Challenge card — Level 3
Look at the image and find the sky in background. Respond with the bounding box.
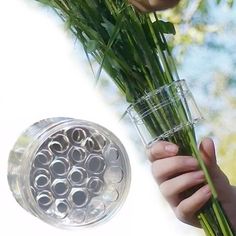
[177,2,236,144]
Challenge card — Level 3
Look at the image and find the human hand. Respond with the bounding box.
[147,138,236,230]
[128,0,180,12]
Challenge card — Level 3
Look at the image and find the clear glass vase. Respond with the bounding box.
[127,80,234,236]
[8,117,131,228]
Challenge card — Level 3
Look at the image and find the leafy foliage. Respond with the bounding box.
[36,0,178,103]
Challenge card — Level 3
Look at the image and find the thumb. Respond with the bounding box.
[199,138,217,169]
[199,138,232,203]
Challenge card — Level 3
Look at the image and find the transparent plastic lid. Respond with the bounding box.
[8,117,131,228]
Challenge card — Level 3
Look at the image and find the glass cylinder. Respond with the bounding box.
[8,117,131,228]
[127,79,203,147]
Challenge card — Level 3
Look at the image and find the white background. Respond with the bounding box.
[0,1,202,235]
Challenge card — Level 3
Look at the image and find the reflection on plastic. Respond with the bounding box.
[8,117,131,228]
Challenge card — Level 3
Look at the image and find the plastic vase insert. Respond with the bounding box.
[8,117,131,228]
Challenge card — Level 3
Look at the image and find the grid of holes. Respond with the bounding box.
[30,126,125,225]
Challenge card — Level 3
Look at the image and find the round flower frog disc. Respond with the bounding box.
[8,117,131,228]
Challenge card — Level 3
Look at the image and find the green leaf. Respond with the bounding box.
[227,0,234,7]
[124,82,135,103]
[157,20,176,35]
[95,11,124,84]
[101,17,115,37]
[36,0,50,4]
[86,40,98,53]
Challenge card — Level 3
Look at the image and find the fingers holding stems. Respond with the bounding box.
[174,184,212,227]
[151,155,199,183]
[147,140,213,226]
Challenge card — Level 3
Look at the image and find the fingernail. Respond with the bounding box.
[195,170,205,179]
[165,144,178,153]
[202,185,211,196]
